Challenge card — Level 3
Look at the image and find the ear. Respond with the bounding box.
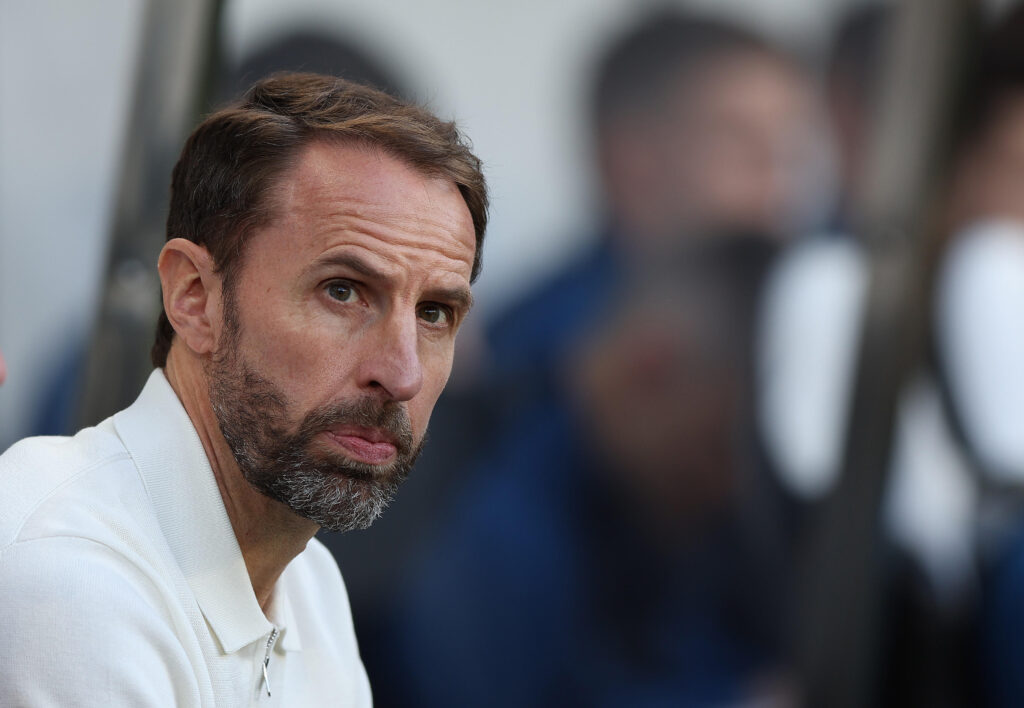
[157,238,223,356]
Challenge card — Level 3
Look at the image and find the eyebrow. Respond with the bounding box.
[310,252,474,313]
[426,285,474,314]
[315,252,380,279]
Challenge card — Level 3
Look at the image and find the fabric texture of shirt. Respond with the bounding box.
[0,370,372,706]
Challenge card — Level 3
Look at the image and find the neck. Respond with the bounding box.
[163,344,319,612]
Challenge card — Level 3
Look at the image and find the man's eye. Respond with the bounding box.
[418,303,452,325]
[327,281,357,302]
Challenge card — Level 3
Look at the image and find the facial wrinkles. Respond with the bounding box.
[273,143,476,291]
[304,204,473,275]
[308,244,473,318]
[307,189,470,236]
[294,211,476,338]
[240,195,473,320]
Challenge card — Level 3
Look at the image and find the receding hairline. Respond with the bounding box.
[214,136,477,284]
[216,133,478,276]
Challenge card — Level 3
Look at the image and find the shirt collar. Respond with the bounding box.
[265,581,302,651]
[113,370,301,654]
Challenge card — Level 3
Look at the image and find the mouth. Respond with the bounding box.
[323,426,399,465]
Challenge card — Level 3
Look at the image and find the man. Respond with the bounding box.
[590,9,815,253]
[484,9,815,415]
[0,72,487,705]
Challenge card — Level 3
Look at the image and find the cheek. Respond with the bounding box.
[235,302,351,404]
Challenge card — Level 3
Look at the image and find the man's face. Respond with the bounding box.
[658,52,815,241]
[206,140,476,531]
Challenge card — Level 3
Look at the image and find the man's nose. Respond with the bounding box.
[359,314,423,402]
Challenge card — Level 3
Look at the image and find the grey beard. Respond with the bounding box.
[208,357,421,533]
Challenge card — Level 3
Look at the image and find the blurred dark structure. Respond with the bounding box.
[824,2,890,233]
[792,0,980,705]
[74,0,225,431]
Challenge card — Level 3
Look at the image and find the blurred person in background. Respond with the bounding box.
[388,238,787,707]
[216,29,407,105]
[371,8,819,706]
[591,10,816,254]
[485,6,817,424]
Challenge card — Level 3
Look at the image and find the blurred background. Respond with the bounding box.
[7,0,1024,705]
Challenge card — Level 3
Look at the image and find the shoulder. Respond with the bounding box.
[0,534,180,629]
[0,422,138,548]
[0,535,201,705]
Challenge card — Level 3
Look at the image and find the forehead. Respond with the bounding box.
[254,139,476,277]
[675,51,807,110]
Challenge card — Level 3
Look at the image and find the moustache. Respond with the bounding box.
[295,398,415,456]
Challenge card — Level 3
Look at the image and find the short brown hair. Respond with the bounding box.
[152,71,488,367]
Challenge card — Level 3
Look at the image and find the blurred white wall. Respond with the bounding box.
[0,0,855,448]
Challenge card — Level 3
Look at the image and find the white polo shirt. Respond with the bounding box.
[0,370,373,706]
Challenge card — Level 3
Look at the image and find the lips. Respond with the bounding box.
[324,426,398,464]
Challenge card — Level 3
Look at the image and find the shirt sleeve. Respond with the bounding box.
[0,535,203,707]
